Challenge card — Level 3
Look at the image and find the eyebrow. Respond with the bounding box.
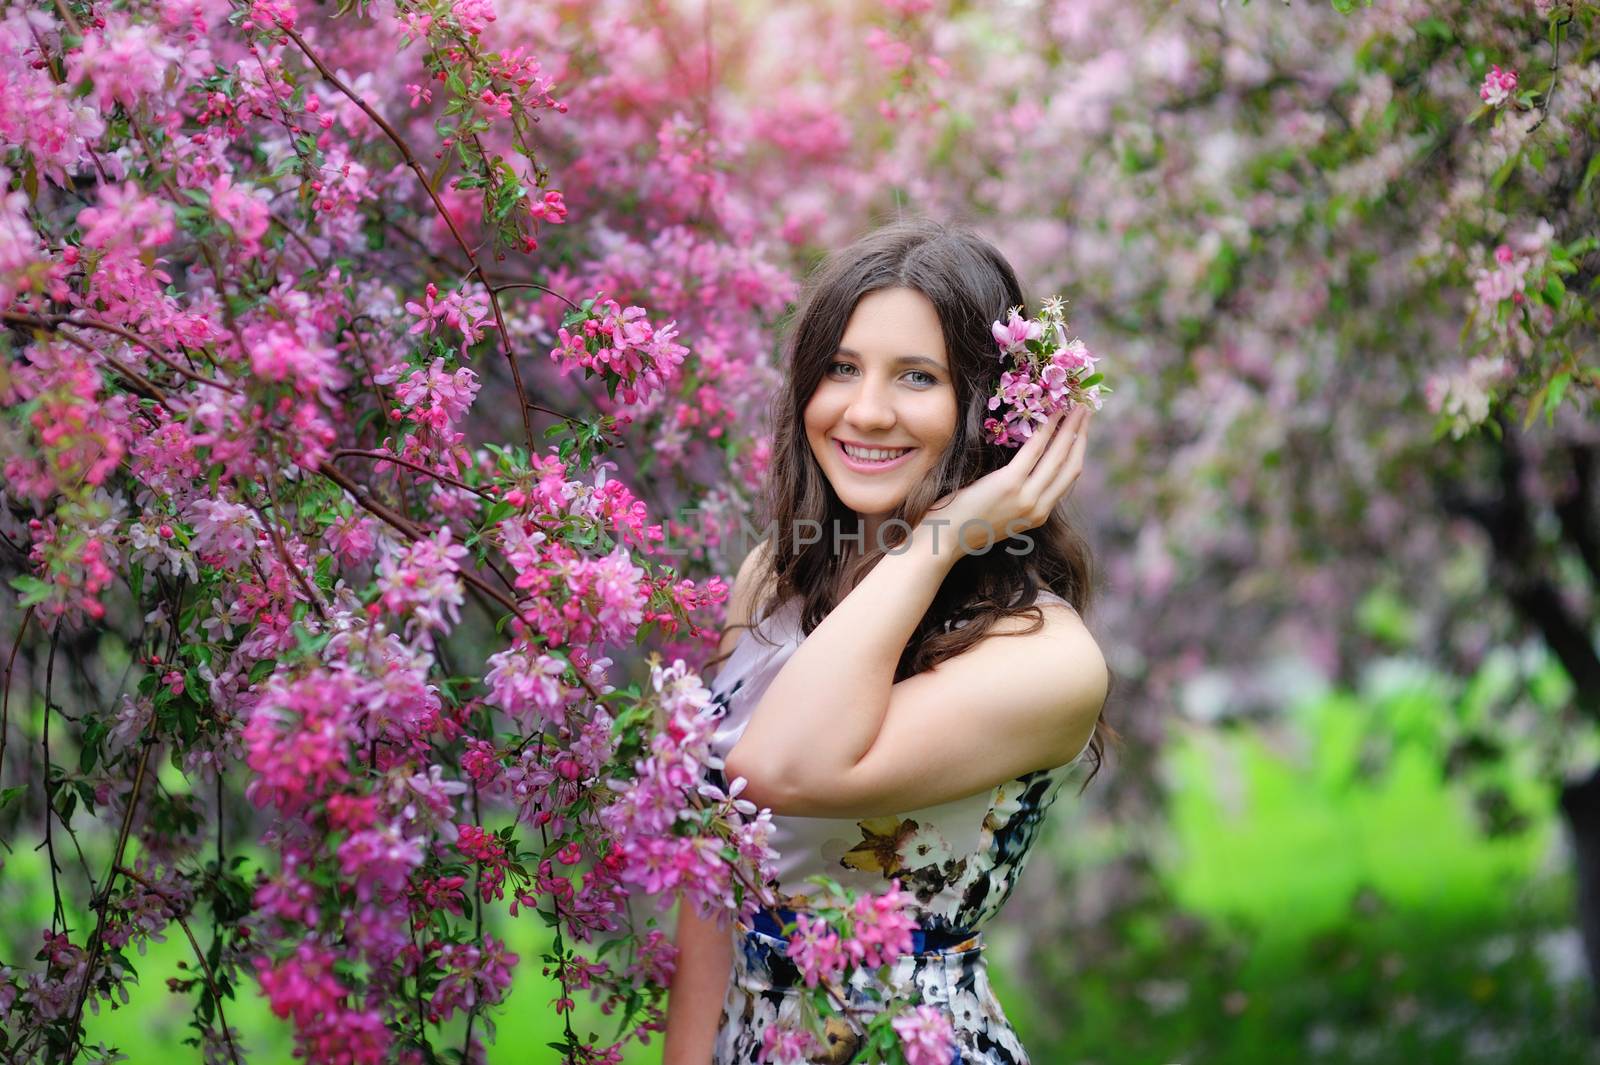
[835,346,946,372]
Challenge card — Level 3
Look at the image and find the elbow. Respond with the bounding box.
[721,747,797,813]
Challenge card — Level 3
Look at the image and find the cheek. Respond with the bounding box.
[802,390,839,433]
[917,396,958,447]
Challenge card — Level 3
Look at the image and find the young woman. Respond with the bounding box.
[663,218,1116,1064]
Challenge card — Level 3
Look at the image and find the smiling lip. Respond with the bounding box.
[834,439,918,473]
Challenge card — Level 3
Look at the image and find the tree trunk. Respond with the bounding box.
[1436,416,1600,1031]
[1559,767,1600,1034]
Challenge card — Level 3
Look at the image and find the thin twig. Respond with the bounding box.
[282,26,539,454]
[113,864,244,1065]
[42,624,66,933]
[332,449,494,499]
[1527,14,1572,135]
[0,605,35,802]
[2,311,238,395]
[63,740,154,1062]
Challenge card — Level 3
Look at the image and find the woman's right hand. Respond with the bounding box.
[925,403,1092,557]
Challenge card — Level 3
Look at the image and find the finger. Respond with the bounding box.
[1025,405,1087,484]
[1013,408,1064,474]
[1037,416,1090,511]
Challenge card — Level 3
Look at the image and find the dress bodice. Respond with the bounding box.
[704,591,1091,935]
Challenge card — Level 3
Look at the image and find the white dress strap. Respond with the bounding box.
[1034,589,1078,613]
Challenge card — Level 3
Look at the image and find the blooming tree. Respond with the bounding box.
[8,0,1598,1060]
[0,0,964,1061]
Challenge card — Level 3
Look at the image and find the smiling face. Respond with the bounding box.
[803,286,958,545]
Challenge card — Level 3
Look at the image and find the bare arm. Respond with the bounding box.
[662,540,770,1060]
[661,904,735,1064]
[724,409,1106,818]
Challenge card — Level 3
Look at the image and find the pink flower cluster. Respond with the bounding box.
[783,878,918,987]
[382,355,482,432]
[759,1024,821,1064]
[984,297,1110,447]
[599,657,778,923]
[375,526,469,638]
[428,936,519,1023]
[256,941,390,1065]
[243,671,365,816]
[1479,64,1518,108]
[1473,242,1533,309]
[768,879,953,1064]
[455,823,512,902]
[405,282,495,354]
[551,296,690,411]
[891,1004,957,1065]
[785,912,847,988]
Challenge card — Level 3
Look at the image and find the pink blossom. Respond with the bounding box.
[991,307,1043,356]
[456,824,511,902]
[891,1004,956,1065]
[404,283,495,353]
[1472,246,1532,308]
[375,526,468,637]
[484,643,573,726]
[255,941,347,1028]
[76,182,174,251]
[297,1008,390,1064]
[72,13,181,111]
[785,912,848,988]
[1479,64,1518,107]
[758,1024,821,1064]
[243,671,367,816]
[530,189,568,223]
[477,88,514,120]
[336,824,424,904]
[184,498,262,569]
[842,881,918,969]
[209,174,272,254]
[429,937,518,1021]
[450,0,496,35]
[461,738,503,787]
[244,0,296,30]
[550,297,689,408]
[380,356,481,430]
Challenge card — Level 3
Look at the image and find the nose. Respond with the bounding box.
[843,376,896,433]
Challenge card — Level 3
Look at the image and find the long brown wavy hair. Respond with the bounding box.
[719,216,1118,789]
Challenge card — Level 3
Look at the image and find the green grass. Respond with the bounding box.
[3,844,659,1064]
[1017,660,1595,1064]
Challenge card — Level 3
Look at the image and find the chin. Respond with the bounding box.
[834,484,913,515]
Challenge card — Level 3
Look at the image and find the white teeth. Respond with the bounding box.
[841,443,912,462]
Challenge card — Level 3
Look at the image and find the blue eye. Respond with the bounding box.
[828,362,938,386]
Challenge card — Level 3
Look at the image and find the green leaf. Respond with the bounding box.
[1414,17,1452,40]
[1489,150,1521,193]
[1544,371,1572,426]
[80,718,108,773]
[9,575,52,607]
[1579,153,1600,198]
[0,785,26,811]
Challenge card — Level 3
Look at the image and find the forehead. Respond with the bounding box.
[838,287,947,365]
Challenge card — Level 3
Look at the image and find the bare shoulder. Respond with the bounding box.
[968,597,1108,762]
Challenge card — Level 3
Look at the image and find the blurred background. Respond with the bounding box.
[5,0,1599,1062]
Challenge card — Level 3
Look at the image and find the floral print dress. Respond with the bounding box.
[704,592,1091,1064]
